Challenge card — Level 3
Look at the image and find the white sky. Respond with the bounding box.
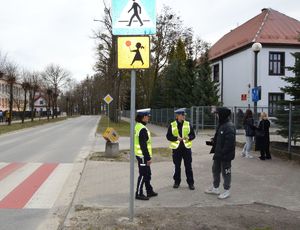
[0,0,299,82]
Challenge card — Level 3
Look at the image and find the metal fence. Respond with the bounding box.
[122,104,300,157]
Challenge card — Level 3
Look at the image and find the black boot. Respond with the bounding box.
[135,193,149,200]
[147,191,158,198]
[173,183,180,188]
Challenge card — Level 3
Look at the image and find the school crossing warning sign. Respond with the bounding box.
[117,36,150,69]
[112,0,156,35]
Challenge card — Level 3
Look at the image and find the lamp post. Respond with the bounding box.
[251,42,262,119]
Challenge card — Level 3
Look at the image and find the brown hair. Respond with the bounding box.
[243,109,253,123]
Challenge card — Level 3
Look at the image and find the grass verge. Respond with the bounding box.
[0,117,68,135]
[97,116,156,137]
[89,147,172,162]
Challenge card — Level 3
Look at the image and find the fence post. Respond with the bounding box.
[234,106,237,128]
[196,107,199,135]
[201,107,204,130]
[288,102,292,160]
[190,106,194,129]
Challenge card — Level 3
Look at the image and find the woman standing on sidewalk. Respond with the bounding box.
[255,112,271,160]
[241,109,255,158]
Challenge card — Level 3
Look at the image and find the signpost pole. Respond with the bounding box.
[129,69,136,220]
[108,104,110,128]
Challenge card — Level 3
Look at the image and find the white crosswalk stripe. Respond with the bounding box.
[25,163,73,209]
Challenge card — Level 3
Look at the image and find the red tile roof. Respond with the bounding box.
[209,8,300,61]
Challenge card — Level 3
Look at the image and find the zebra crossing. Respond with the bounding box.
[0,162,73,209]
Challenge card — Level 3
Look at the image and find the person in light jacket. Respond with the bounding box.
[241,109,255,158]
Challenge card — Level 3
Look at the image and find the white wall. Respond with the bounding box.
[212,46,298,107]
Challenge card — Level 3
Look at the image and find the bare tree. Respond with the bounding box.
[28,72,41,121]
[42,64,71,118]
[4,62,18,125]
[20,71,32,123]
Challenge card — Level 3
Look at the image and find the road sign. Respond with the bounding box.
[104,94,113,104]
[241,94,247,101]
[117,36,150,69]
[112,0,156,35]
[252,86,261,102]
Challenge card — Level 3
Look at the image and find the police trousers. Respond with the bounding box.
[172,148,194,186]
[136,156,153,195]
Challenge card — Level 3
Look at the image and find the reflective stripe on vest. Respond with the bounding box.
[134,122,152,157]
[169,120,192,149]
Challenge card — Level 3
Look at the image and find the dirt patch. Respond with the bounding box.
[64,203,300,230]
[89,148,172,162]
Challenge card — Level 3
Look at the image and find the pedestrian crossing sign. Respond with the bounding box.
[112,0,156,35]
[117,36,150,69]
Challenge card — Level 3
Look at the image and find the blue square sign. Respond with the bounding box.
[252,86,261,102]
[112,0,156,35]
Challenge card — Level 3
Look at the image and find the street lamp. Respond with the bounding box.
[251,42,262,118]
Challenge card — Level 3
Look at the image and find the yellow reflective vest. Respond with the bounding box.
[169,120,192,149]
[134,122,152,157]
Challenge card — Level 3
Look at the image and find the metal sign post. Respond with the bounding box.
[129,70,136,220]
[112,0,156,221]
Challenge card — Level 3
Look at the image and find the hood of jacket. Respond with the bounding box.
[216,107,231,124]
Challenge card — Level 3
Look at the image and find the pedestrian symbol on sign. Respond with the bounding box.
[112,0,156,35]
[127,0,143,26]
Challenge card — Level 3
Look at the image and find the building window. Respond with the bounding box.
[268,93,284,115]
[213,64,220,82]
[269,52,285,75]
[40,100,44,105]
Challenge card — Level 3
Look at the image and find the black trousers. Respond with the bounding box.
[136,156,153,195]
[212,160,231,190]
[260,142,271,159]
[172,148,194,185]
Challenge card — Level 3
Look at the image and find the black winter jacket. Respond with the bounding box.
[244,118,255,136]
[212,120,236,161]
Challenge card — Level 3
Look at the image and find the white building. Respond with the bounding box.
[209,8,300,115]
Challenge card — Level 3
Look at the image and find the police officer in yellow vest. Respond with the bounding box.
[135,108,158,200]
[166,108,196,190]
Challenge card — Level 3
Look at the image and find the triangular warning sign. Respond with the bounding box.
[115,0,154,29]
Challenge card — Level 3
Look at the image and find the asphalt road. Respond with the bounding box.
[0,116,99,230]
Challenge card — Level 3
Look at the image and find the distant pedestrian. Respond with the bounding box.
[166,108,196,190]
[5,110,10,123]
[135,108,158,200]
[0,110,3,122]
[255,112,271,160]
[237,109,244,129]
[205,107,236,199]
[241,109,255,158]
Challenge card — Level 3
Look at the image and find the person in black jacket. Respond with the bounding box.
[205,107,236,199]
[135,108,158,200]
[255,112,271,160]
[241,109,255,158]
[166,108,196,190]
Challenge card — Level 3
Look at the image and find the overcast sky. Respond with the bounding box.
[0,0,299,82]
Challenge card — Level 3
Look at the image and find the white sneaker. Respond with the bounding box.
[205,186,220,195]
[245,154,253,159]
[218,190,230,199]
